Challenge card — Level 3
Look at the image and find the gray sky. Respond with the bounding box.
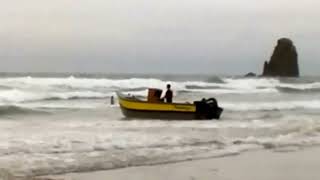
[0,0,319,75]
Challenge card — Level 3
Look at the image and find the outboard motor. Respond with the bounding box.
[194,98,223,119]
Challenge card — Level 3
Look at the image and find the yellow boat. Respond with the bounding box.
[117,89,223,120]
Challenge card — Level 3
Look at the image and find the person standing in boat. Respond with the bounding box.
[162,84,173,103]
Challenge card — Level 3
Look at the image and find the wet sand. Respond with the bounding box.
[41,147,320,180]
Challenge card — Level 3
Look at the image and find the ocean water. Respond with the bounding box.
[0,73,320,177]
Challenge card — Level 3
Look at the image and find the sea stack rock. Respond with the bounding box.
[244,72,256,77]
[262,38,299,77]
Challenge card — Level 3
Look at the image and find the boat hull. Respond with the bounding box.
[120,106,198,120]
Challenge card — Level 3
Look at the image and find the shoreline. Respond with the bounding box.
[38,146,320,180]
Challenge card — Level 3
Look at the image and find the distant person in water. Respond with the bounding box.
[110,96,114,105]
[162,84,173,103]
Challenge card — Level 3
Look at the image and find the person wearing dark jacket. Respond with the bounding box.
[162,84,173,103]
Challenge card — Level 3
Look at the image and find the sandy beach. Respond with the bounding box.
[40,147,320,180]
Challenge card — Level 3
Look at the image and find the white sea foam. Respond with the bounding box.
[0,76,319,113]
[1,76,320,177]
[0,76,319,98]
[0,76,318,92]
[0,76,170,90]
[222,100,320,111]
[0,89,112,103]
[0,113,320,176]
[223,78,281,89]
[279,82,320,90]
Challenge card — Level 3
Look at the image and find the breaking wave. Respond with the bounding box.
[185,85,223,90]
[0,89,112,103]
[276,86,320,93]
[1,75,320,177]
[223,100,320,111]
[2,115,320,177]
[206,76,225,83]
[0,105,47,116]
[0,76,319,107]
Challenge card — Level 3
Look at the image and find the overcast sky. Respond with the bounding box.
[0,0,319,75]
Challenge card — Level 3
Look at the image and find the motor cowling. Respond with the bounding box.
[194,98,223,119]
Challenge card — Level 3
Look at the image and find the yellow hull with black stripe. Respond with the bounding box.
[117,92,223,120]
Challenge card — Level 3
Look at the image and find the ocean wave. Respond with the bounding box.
[0,89,112,103]
[19,101,109,109]
[185,85,222,90]
[0,76,320,103]
[0,105,47,116]
[0,85,12,90]
[0,76,172,90]
[233,130,320,150]
[3,143,241,177]
[276,87,320,93]
[223,77,281,89]
[3,119,320,177]
[206,76,225,83]
[221,78,320,94]
[222,100,320,111]
[0,76,279,92]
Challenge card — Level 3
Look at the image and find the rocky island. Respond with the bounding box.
[262,38,299,77]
